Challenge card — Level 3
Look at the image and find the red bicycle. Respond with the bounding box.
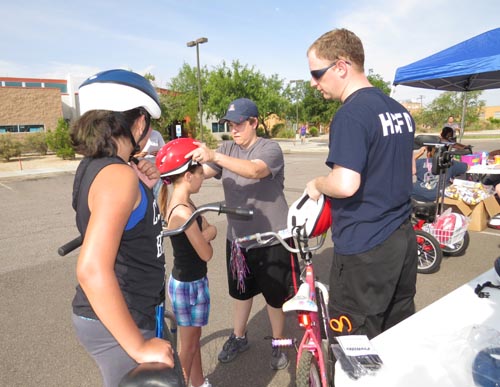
[234,193,334,386]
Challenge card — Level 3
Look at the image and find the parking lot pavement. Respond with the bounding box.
[1,138,499,386]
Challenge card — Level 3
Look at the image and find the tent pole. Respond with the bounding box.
[459,92,467,142]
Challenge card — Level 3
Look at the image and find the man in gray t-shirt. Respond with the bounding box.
[187,98,299,371]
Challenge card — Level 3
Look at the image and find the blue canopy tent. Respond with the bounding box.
[393,27,500,139]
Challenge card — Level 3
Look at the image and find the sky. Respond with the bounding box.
[2,0,500,106]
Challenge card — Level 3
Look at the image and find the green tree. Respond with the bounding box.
[166,63,208,139]
[415,91,484,130]
[46,118,75,159]
[367,69,391,95]
[0,134,23,161]
[203,61,288,137]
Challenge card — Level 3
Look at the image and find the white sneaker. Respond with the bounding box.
[192,378,212,387]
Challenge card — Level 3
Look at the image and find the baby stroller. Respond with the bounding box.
[412,135,471,273]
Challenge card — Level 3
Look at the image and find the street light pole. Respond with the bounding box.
[289,80,303,132]
[187,37,208,142]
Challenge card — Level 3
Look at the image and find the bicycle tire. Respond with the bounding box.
[442,231,470,257]
[415,230,443,274]
[296,350,322,387]
[316,286,335,386]
[315,285,328,341]
[164,312,178,351]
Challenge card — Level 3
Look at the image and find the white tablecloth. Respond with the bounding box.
[467,164,500,175]
[334,268,500,387]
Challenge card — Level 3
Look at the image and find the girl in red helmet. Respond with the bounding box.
[156,138,217,387]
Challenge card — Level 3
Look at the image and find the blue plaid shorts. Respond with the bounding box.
[168,275,210,327]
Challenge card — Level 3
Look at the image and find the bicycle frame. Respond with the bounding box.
[235,227,331,387]
[295,251,330,387]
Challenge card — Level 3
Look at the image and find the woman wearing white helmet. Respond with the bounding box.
[70,69,174,387]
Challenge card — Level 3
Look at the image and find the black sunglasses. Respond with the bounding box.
[310,60,351,80]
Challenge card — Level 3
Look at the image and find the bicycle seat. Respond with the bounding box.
[411,198,436,209]
[283,283,318,313]
[412,199,437,221]
[119,362,184,387]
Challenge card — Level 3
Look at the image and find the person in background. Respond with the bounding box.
[443,115,461,140]
[70,69,174,387]
[440,127,471,152]
[300,123,307,144]
[136,129,166,197]
[136,129,166,161]
[156,138,217,387]
[186,98,300,371]
[412,145,468,202]
[305,28,418,339]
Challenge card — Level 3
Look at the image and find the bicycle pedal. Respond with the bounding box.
[271,338,296,348]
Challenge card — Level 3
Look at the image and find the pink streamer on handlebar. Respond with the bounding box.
[230,240,250,293]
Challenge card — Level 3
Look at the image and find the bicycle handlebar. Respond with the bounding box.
[235,228,326,255]
[57,202,253,256]
[57,235,83,256]
[161,202,253,238]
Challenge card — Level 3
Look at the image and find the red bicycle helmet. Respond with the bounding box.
[288,191,332,237]
[156,138,199,177]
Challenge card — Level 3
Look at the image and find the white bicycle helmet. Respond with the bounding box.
[288,191,332,238]
[78,69,161,119]
[488,214,500,230]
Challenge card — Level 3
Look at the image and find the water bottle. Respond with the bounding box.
[482,151,488,166]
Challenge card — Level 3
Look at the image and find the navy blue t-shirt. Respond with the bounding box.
[326,87,415,254]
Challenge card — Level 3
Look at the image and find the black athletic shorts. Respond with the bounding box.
[225,239,300,308]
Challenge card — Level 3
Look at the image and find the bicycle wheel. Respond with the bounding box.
[315,284,336,386]
[164,309,178,351]
[441,231,470,257]
[296,350,322,387]
[415,230,443,274]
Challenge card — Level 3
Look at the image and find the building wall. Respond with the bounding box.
[0,87,62,131]
[479,105,500,120]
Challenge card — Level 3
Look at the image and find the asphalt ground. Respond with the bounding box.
[1,138,499,387]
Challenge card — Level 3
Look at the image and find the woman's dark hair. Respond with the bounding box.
[70,108,143,157]
[440,127,454,140]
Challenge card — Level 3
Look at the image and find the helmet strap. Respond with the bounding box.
[128,109,152,162]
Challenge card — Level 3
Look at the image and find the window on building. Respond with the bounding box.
[25,82,42,88]
[4,81,23,87]
[494,111,500,119]
[211,122,226,133]
[0,124,44,133]
[45,83,67,93]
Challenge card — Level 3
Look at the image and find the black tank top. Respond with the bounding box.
[168,204,207,282]
[71,157,165,330]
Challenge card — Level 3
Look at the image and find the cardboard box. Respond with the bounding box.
[444,195,500,231]
[460,153,481,167]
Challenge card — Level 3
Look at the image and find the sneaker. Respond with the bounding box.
[270,347,289,370]
[199,378,212,387]
[218,333,250,363]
